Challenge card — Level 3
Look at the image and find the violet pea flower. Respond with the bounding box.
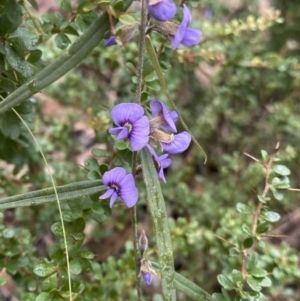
[161,131,191,154]
[147,0,177,22]
[99,167,138,208]
[142,272,153,285]
[109,103,150,151]
[172,4,202,49]
[150,100,178,133]
[146,144,172,183]
[104,36,117,47]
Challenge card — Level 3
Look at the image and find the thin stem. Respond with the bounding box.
[12,108,72,300]
[131,0,148,299]
[134,0,147,104]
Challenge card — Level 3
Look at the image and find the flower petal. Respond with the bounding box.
[159,155,172,169]
[115,128,129,141]
[142,272,153,286]
[99,188,115,200]
[161,131,191,154]
[109,191,119,208]
[102,167,127,186]
[130,116,150,151]
[108,127,123,135]
[181,28,202,47]
[171,4,192,49]
[150,100,177,132]
[158,167,167,183]
[148,0,177,22]
[105,36,117,47]
[111,103,145,126]
[119,174,139,208]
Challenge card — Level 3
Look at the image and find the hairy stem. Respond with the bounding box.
[131,0,148,299]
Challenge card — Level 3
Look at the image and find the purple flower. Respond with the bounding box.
[161,131,191,154]
[109,103,150,151]
[146,144,172,183]
[204,9,212,19]
[172,4,202,49]
[99,167,138,208]
[147,0,177,22]
[150,100,178,133]
[142,272,153,286]
[105,36,117,47]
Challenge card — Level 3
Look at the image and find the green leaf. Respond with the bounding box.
[258,276,272,287]
[99,164,109,175]
[79,250,94,259]
[246,276,261,292]
[3,228,15,238]
[92,148,112,157]
[231,269,243,286]
[4,44,33,77]
[264,211,280,223]
[0,180,105,210]
[113,0,124,10]
[75,15,87,32]
[212,294,227,301]
[257,195,270,203]
[41,274,58,291]
[0,0,22,36]
[0,112,20,139]
[247,252,258,271]
[242,223,252,236]
[51,222,65,237]
[152,262,211,301]
[271,189,283,201]
[22,293,37,301]
[8,28,38,52]
[55,0,72,12]
[55,33,71,49]
[217,274,235,290]
[118,14,137,25]
[114,140,128,150]
[33,263,56,277]
[36,292,53,301]
[27,49,43,64]
[236,202,252,214]
[87,170,101,180]
[243,237,254,248]
[256,221,269,234]
[70,260,82,275]
[141,148,176,300]
[84,158,99,171]
[261,150,268,162]
[0,76,16,93]
[249,268,268,278]
[273,164,290,176]
[77,2,96,13]
[73,217,85,233]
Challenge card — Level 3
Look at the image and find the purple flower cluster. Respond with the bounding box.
[100,101,191,208]
[105,2,201,49]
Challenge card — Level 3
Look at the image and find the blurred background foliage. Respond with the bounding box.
[0,0,300,300]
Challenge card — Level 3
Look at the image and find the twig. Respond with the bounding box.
[241,142,280,278]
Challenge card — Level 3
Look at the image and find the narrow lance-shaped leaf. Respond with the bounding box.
[0,180,105,210]
[151,262,212,301]
[141,148,176,301]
